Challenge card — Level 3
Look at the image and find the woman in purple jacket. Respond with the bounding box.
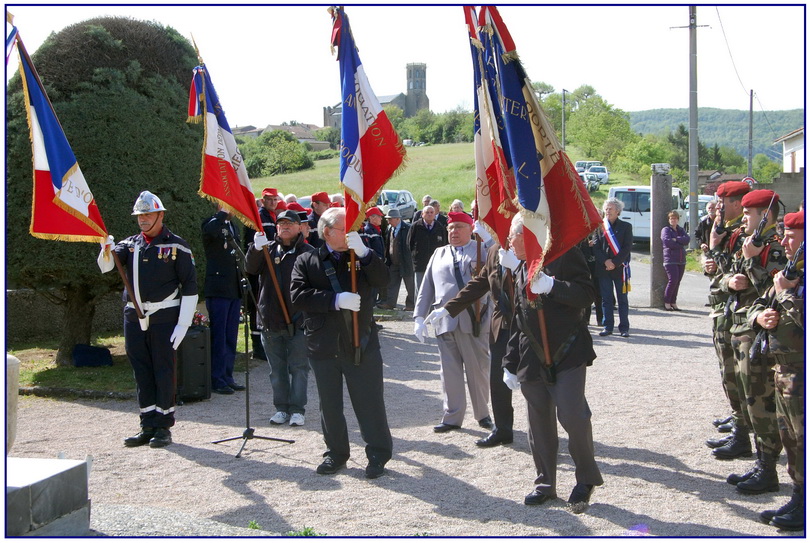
[661,210,690,310]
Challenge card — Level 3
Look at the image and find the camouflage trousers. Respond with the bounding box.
[775,363,804,487]
[712,327,746,428]
[731,331,781,457]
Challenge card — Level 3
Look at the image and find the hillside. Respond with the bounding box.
[629,108,802,161]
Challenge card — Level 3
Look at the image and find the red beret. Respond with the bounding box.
[447,211,474,225]
[741,189,778,209]
[329,201,342,208]
[311,191,330,204]
[275,200,287,211]
[783,211,805,230]
[262,187,278,197]
[716,181,750,198]
[365,206,383,217]
[286,202,306,212]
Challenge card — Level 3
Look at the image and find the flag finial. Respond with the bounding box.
[190,33,204,66]
[7,11,14,25]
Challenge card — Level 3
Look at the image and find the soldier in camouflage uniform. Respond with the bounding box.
[720,190,787,494]
[748,210,804,531]
[703,181,751,459]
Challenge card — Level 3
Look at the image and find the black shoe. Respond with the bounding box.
[713,415,733,427]
[567,483,595,512]
[771,499,805,531]
[433,423,461,433]
[736,453,779,494]
[706,434,734,449]
[475,430,513,448]
[124,427,155,447]
[316,456,346,475]
[716,421,734,433]
[365,462,386,479]
[477,416,493,429]
[524,490,553,506]
[227,383,246,391]
[149,428,172,448]
[598,329,612,337]
[712,429,752,460]
[376,303,395,310]
[619,331,630,338]
[761,488,802,524]
[727,461,760,485]
[212,386,235,395]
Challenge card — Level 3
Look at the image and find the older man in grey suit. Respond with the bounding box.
[414,212,493,433]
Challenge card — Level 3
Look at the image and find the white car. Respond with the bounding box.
[587,165,609,184]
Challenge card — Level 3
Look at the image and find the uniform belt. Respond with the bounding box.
[707,293,727,306]
[774,353,805,366]
[731,312,748,325]
[127,298,180,312]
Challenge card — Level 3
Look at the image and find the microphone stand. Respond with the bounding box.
[212,229,294,457]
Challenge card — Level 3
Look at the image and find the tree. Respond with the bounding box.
[531,81,555,101]
[6,17,208,364]
[239,129,314,177]
[614,134,675,176]
[383,104,405,133]
[566,95,637,161]
[752,154,782,183]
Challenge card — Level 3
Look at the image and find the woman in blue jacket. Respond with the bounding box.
[661,210,690,310]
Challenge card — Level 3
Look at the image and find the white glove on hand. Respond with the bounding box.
[346,231,370,258]
[253,232,270,251]
[97,235,115,273]
[503,368,521,391]
[414,317,428,343]
[530,272,554,295]
[336,292,361,312]
[424,307,449,327]
[170,294,198,350]
[473,221,492,243]
[498,248,520,272]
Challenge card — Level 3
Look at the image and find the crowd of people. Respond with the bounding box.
[98,183,804,527]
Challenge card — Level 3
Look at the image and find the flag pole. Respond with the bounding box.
[536,306,555,384]
[112,252,145,320]
[260,245,294,335]
[350,249,361,365]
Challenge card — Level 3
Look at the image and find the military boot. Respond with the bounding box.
[770,491,804,531]
[124,427,155,447]
[736,452,779,494]
[728,443,762,485]
[706,434,734,449]
[760,485,801,524]
[712,427,753,460]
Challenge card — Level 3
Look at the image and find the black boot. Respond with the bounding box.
[761,485,801,524]
[706,434,734,449]
[124,427,155,447]
[771,491,804,531]
[737,452,779,494]
[712,427,753,459]
[728,443,761,485]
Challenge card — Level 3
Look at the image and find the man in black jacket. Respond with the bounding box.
[503,214,603,510]
[379,209,415,310]
[290,207,392,479]
[592,197,633,337]
[408,204,448,293]
[246,210,316,427]
[201,205,245,395]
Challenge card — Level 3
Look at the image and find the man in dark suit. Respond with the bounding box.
[201,205,245,394]
[379,208,415,310]
[290,207,393,479]
[592,197,633,337]
[408,204,448,293]
[504,214,603,510]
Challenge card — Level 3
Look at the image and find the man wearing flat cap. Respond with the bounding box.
[703,180,752,459]
[414,211,493,433]
[747,210,805,531]
[379,208,415,311]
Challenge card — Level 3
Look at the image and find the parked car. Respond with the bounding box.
[376,189,417,221]
[296,195,312,210]
[586,165,610,184]
[607,185,686,242]
[685,194,716,218]
[579,172,600,192]
[575,160,603,173]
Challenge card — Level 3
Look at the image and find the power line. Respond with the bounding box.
[714,7,749,99]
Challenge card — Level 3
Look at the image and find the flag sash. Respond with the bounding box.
[603,217,631,291]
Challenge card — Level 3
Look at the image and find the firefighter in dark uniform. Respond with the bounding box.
[98,191,198,448]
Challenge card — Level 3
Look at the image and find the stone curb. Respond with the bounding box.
[18,386,135,401]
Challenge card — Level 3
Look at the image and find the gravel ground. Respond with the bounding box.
[9,261,803,538]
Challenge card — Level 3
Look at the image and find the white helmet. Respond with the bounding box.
[131,191,167,215]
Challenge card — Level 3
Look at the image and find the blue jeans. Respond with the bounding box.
[261,329,310,414]
[206,297,242,389]
[598,275,629,333]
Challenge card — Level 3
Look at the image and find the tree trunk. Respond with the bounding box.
[55,284,97,366]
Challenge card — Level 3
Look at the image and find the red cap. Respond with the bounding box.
[275,200,288,211]
[716,181,750,198]
[365,206,383,217]
[741,189,778,209]
[286,202,306,212]
[329,201,342,208]
[311,191,330,204]
[447,211,474,225]
[261,187,278,197]
[783,211,804,230]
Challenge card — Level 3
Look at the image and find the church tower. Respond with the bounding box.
[404,63,429,117]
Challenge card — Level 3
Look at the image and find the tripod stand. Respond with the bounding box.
[212,231,294,457]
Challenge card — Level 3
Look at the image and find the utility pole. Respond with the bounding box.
[748,89,754,177]
[561,89,568,151]
[687,6,699,249]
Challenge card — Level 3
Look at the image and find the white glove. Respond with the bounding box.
[346,231,370,258]
[97,235,115,273]
[336,292,361,312]
[424,307,449,327]
[530,272,554,295]
[170,294,198,350]
[473,221,492,243]
[498,248,520,272]
[414,317,428,343]
[253,232,270,251]
[503,368,521,391]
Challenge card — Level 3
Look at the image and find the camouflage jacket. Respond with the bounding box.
[747,265,805,366]
[707,215,745,326]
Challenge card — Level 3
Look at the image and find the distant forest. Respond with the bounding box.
[629,108,803,162]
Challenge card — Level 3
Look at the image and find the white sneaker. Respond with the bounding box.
[289,413,305,426]
[270,411,289,425]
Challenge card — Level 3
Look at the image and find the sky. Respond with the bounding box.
[5,3,807,130]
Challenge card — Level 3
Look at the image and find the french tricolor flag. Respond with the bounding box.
[330,6,406,233]
[16,33,107,243]
[188,65,263,232]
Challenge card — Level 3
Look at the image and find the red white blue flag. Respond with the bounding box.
[15,32,108,243]
[477,6,601,282]
[330,6,406,233]
[188,64,263,232]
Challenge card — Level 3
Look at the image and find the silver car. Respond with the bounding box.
[376,189,417,221]
[586,165,609,184]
